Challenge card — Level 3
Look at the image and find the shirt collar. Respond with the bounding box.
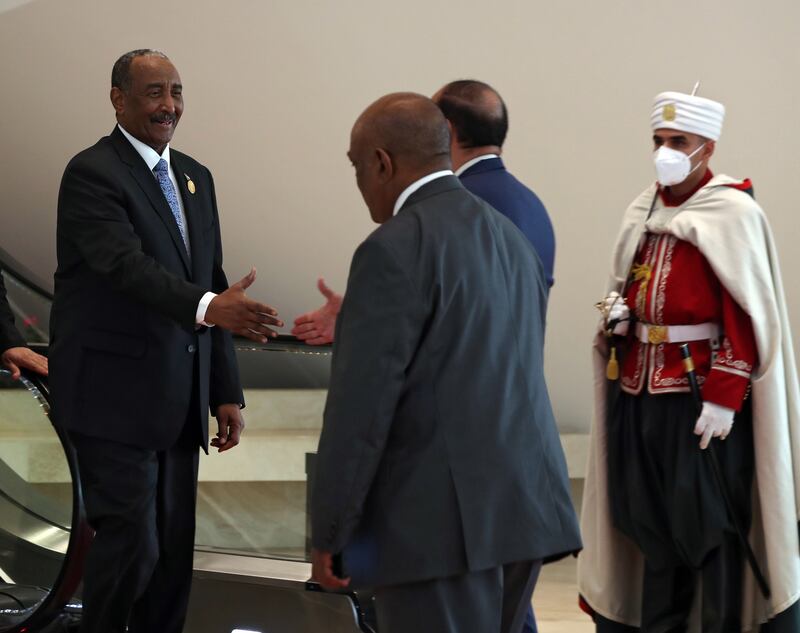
[393,170,454,214]
[117,123,171,172]
[454,153,499,177]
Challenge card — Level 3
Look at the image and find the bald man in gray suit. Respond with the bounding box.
[310,93,580,633]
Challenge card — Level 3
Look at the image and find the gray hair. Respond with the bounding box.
[111,49,169,91]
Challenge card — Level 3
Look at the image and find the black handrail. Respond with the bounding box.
[5,370,91,633]
[0,247,53,303]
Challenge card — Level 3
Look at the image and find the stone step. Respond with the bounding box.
[0,425,590,484]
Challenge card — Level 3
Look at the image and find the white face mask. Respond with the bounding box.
[653,143,706,186]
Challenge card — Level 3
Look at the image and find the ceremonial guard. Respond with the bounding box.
[578,90,800,632]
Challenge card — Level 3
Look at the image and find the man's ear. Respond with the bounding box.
[704,140,716,160]
[375,147,394,183]
[110,87,125,115]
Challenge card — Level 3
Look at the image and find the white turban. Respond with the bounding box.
[651,91,725,141]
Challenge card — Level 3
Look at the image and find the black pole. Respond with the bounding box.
[679,343,771,599]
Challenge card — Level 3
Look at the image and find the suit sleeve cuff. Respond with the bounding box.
[703,367,750,411]
[1,336,27,353]
[196,292,217,326]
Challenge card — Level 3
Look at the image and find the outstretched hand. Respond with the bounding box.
[205,268,283,343]
[1,347,48,380]
[291,278,342,346]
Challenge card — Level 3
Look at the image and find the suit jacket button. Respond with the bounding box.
[187,344,196,353]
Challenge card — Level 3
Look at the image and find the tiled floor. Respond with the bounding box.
[533,478,594,632]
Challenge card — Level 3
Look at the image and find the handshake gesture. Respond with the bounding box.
[205,268,284,343]
[290,278,342,346]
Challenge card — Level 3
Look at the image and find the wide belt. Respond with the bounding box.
[635,322,720,345]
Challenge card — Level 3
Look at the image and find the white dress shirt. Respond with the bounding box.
[393,170,454,215]
[454,153,499,177]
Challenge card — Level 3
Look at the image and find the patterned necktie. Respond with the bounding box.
[153,158,189,250]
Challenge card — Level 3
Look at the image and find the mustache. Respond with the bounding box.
[151,113,177,124]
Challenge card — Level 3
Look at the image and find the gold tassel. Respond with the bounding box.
[606,346,619,380]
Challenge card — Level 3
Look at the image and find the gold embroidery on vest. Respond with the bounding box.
[632,262,652,317]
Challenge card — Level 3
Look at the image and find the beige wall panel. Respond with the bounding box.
[1,0,798,432]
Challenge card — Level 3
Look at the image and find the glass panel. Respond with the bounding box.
[0,369,72,629]
[194,339,331,562]
[0,269,50,345]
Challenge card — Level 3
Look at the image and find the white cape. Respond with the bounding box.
[578,175,800,630]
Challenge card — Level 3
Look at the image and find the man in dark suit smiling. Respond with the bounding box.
[50,49,282,633]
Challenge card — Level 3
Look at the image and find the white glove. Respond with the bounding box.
[602,291,630,335]
[694,401,735,449]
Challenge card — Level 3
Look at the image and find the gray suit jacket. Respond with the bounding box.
[311,175,580,588]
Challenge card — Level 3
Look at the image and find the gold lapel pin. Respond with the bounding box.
[184,173,196,194]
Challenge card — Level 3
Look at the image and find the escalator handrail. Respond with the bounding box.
[0,247,53,303]
[6,370,91,633]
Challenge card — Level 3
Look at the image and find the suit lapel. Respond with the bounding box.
[110,128,192,276]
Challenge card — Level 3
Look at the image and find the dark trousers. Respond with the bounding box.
[640,532,743,633]
[606,390,754,632]
[374,559,542,633]
[70,418,200,633]
[522,605,538,633]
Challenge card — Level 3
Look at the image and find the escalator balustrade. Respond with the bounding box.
[0,369,89,633]
[1,254,374,632]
